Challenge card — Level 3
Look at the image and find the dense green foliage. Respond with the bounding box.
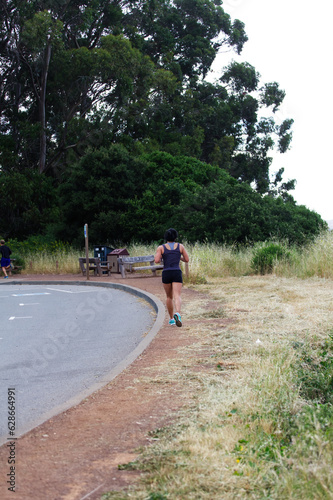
[0,0,326,244]
[0,170,59,239]
[54,147,325,245]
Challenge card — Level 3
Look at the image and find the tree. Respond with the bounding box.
[0,0,126,173]
[1,0,318,247]
[123,0,248,80]
[0,0,249,176]
[21,10,64,173]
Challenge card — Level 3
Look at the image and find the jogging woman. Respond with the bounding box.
[154,228,189,327]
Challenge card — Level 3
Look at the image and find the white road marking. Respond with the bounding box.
[19,303,39,306]
[12,293,50,297]
[46,287,97,294]
[9,316,33,320]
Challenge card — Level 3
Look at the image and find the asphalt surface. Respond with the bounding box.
[0,283,158,443]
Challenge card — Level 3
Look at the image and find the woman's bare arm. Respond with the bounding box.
[154,245,163,263]
[179,244,189,262]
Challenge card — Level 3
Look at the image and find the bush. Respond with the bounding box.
[251,242,291,274]
[293,333,333,404]
[8,235,71,255]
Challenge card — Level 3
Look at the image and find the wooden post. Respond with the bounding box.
[185,262,189,279]
[84,223,89,280]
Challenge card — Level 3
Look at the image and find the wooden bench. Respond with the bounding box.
[5,259,22,276]
[79,257,111,277]
[118,255,164,278]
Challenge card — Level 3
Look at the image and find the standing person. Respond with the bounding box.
[0,239,12,279]
[155,228,189,327]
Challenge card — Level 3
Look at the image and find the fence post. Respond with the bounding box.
[84,223,89,280]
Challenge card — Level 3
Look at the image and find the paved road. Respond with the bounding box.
[0,283,156,443]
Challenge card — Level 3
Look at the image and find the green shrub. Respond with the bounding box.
[8,236,71,256]
[293,333,333,404]
[251,242,291,274]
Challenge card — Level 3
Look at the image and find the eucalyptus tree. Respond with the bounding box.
[117,1,293,195]
[0,0,294,209]
[122,0,248,79]
[0,0,249,175]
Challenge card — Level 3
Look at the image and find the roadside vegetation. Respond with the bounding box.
[99,232,333,500]
[3,231,333,498]
[6,230,333,281]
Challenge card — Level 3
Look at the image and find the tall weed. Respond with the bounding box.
[295,231,333,278]
[184,241,252,279]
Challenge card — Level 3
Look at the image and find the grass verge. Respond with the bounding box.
[101,275,333,499]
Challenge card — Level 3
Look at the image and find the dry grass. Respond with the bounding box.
[183,242,252,283]
[274,231,333,279]
[102,275,333,499]
[18,230,333,280]
[20,250,81,274]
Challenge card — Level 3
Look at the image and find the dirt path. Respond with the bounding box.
[0,273,200,500]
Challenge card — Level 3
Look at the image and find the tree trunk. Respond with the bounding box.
[39,41,52,174]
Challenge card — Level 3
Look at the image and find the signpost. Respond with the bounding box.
[84,223,89,280]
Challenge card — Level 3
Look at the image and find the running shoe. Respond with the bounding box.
[169,319,176,326]
[173,313,182,327]
[4,276,9,279]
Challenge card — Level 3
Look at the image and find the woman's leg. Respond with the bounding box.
[172,282,182,314]
[163,283,174,319]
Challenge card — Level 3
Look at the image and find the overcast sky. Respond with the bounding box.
[209,0,332,221]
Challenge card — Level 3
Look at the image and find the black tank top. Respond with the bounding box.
[162,243,181,271]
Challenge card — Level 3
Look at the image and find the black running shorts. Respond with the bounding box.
[162,269,183,284]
